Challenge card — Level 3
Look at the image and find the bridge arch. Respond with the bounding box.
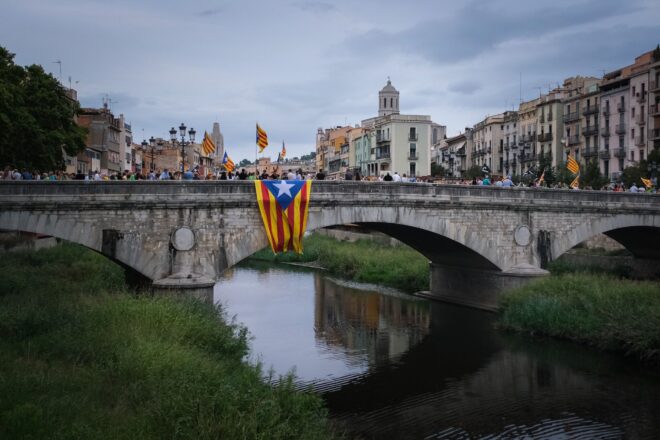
[0,211,160,281]
[550,213,660,262]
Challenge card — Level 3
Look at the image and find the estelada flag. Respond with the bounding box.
[254,180,312,254]
[222,151,235,173]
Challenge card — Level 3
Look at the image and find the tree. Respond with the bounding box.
[554,161,575,187]
[431,163,446,177]
[238,158,252,167]
[0,46,86,171]
[581,159,609,189]
[464,165,483,179]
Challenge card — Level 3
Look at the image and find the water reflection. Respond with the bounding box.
[215,262,660,439]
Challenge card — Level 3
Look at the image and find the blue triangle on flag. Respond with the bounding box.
[263,180,304,210]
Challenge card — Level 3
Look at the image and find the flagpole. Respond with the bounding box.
[255,122,258,177]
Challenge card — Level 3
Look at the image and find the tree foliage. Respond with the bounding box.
[581,159,609,189]
[0,46,86,171]
[464,165,483,179]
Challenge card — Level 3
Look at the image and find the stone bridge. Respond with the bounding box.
[1,181,658,310]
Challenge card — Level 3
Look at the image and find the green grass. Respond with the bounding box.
[0,243,336,439]
[250,233,430,292]
[499,273,660,362]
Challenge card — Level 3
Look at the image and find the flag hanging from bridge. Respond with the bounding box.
[254,180,312,254]
[256,123,268,153]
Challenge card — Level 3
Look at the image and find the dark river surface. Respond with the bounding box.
[214,261,660,439]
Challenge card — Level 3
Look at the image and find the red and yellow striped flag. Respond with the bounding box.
[222,152,235,173]
[641,177,652,188]
[566,154,580,174]
[202,131,216,156]
[256,123,268,153]
[570,174,580,189]
[254,180,312,254]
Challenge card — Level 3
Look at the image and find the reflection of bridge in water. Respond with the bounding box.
[2,181,659,309]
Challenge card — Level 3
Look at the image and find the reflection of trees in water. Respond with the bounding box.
[325,304,660,439]
[313,274,431,367]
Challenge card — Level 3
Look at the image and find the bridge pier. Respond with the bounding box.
[152,277,215,303]
[427,263,549,311]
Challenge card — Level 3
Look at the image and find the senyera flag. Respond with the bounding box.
[256,124,268,153]
[254,180,312,254]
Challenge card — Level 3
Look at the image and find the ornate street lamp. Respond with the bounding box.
[141,136,163,172]
[170,123,196,172]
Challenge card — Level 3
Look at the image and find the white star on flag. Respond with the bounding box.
[273,180,295,198]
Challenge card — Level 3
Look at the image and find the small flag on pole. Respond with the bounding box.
[256,124,268,153]
[570,174,580,189]
[222,151,235,173]
[202,131,216,156]
[281,141,286,160]
[538,170,545,186]
[641,177,652,188]
[566,155,580,174]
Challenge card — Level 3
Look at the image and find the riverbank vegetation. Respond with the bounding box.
[499,273,660,362]
[250,233,430,292]
[0,243,336,439]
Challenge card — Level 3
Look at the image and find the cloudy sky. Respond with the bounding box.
[2,0,659,161]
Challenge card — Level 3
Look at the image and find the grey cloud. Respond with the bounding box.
[448,80,481,95]
[196,8,223,17]
[291,1,335,13]
[346,0,639,64]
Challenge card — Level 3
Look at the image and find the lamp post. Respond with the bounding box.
[170,123,196,173]
[141,136,163,172]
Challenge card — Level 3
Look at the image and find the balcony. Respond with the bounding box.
[376,133,390,143]
[634,136,645,147]
[582,106,599,116]
[376,152,391,160]
[650,128,660,140]
[504,143,510,151]
[539,115,545,123]
[456,149,466,157]
[602,107,611,116]
[635,114,646,125]
[567,135,581,145]
[408,133,418,141]
[651,80,659,92]
[582,126,598,137]
[615,124,626,134]
[563,112,580,123]
[601,127,611,137]
[636,93,646,103]
[613,148,626,158]
[537,133,553,142]
[547,113,553,122]
[408,152,418,160]
[598,149,611,159]
[582,148,598,158]
[617,102,625,113]
[651,104,660,116]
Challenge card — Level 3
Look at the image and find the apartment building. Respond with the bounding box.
[439,132,469,178]
[471,113,504,175]
[77,103,122,175]
[499,111,518,177]
[580,84,600,164]
[599,51,654,179]
[536,88,565,168]
[650,49,660,153]
[561,76,601,166]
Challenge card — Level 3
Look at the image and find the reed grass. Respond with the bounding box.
[0,243,336,439]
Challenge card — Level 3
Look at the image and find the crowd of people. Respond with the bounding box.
[1,165,655,192]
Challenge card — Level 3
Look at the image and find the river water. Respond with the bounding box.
[214,261,660,439]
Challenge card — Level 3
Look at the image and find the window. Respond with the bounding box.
[631,128,635,139]
[390,97,393,108]
[409,162,416,176]
[641,150,645,161]
[383,98,386,108]
[631,151,634,161]
[619,135,624,148]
